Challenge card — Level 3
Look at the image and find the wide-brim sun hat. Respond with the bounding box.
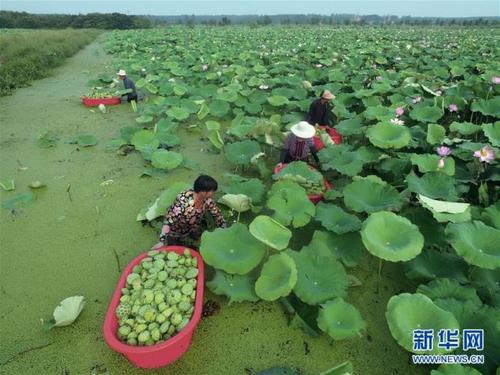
[117,69,127,76]
[291,121,316,139]
[322,90,335,100]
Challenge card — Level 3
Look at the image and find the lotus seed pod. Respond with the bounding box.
[160,321,170,333]
[127,338,138,346]
[127,273,140,285]
[154,252,166,260]
[120,295,130,304]
[154,259,165,270]
[124,318,135,327]
[185,268,198,279]
[178,301,191,312]
[187,306,194,315]
[132,265,142,273]
[144,308,156,322]
[157,271,168,282]
[166,260,178,268]
[131,304,140,315]
[127,331,138,340]
[158,302,168,312]
[167,325,176,335]
[136,316,146,324]
[118,325,131,337]
[145,339,155,346]
[192,258,198,267]
[188,278,197,287]
[142,261,153,270]
[135,323,147,334]
[151,328,161,341]
[163,307,174,318]
[121,288,130,295]
[183,249,191,257]
[144,279,155,289]
[115,304,131,320]
[176,267,186,276]
[166,279,177,290]
[172,290,182,303]
[178,258,185,265]
[302,80,312,90]
[154,292,165,304]
[177,279,186,288]
[181,284,193,295]
[167,252,179,261]
[171,313,183,326]
[156,313,167,323]
[148,322,159,331]
[190,290,196,300]
[138,330,150,343]
[147,250,159,257]
[184,258,192,267]
[132,278,142,290]
[142,290,154,304]
[176,318,190,332]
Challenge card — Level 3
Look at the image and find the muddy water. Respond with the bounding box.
[0,35,427,375]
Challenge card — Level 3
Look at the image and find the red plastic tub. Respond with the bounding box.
[273,163,333,204]
[81,96,121,107]
[103,246,205,368]
[313,125,343,151]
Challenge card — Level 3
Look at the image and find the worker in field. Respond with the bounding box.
[117,69,138,103]
[153,175,227,249]
[279,121,321,168]
[306,89,335,127]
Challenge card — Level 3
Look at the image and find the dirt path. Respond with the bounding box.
[0,35,426,375]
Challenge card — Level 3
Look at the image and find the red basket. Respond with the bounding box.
[313,125,343,151]
[103,246,205,368]
[81,96,121,107]
[273,163,333,204]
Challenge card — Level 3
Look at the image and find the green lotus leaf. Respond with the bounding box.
[386,293,460,354]
[207,130,224,149]
[481,202,500,229]
[417,278,482,307]
[136,114,154,124]
[151,150,183,170]
[75,134,97,147]
[217,90,238,103]
[410,154,455,176]
[409,105,443,123]
[361,211,424,262]
[418,194,471,223]
[404,249,469,282]
[267,95,289,107]
[131,130,160,152]
[227,114,255,138]
[221,175,265,204]
[364,105,394,121]
[166,106,190,121]
[209,99,231,117]
[336,117,365,136]
[255,253,297,301]
[446,221,500,270]
[318,146,365,176]
[0,179,15,191]
[317,298,366,340]
[309,230,365,268]
[249,215,292,251]
[120,126,140,143]
[206,269,259,304]
[483,122,500,147]
[288,247,348,305]
[218,193,251,213]
[244,101,262,114]
[224,140,261,165]
[267,180,315,228]
[272,161,323,184]
[431,364,483,375]
[205,120,221,131]
[200,223,266,275]
[427,123,446,145]
[197,103,209,120]
[367,122,411,149]
[315,202,362,234]
[137,182,189,221]
[343,179,404,213]
[470,267,500,300]
[406,171,459,201]
[471,97,500,117]
[449,122,482,136]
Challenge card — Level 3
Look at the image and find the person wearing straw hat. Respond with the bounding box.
[117,69,138,103]
[279,121,320,167]
[306,90,335,127]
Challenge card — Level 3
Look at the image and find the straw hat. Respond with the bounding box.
[117,69,127,76]
[321,90,334,100]
[291,121,316,139]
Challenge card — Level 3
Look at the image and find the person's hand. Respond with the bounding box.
[151,241,164,250]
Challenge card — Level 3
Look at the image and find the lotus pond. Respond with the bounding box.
[0,26,499,375]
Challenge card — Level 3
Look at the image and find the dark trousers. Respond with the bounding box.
[127,94,138,103]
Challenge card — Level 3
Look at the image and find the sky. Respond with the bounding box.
[1,0,499,18]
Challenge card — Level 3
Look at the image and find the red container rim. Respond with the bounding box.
[103,246,204,355]
[273,163,333,201]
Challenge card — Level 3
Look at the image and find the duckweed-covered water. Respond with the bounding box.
[0,35,428,375]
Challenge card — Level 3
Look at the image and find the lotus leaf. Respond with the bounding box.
[404,248,469,282]
[427,123,446,145]
[431,365,483,375]
[418,194,471,223]
[318,146,365,176]
[410,154,455,176]
[406,171,459,201]
[335,117,365,136]
[218,194,252,213]
[205,120,221,131]
[207,130,224,149]
[272,161,323,184]
[288,247,348,305]
[449,121,482,135]
[136,114,154,124]
[343,179,404,213]
[206,269,259,304]
[417,278,482,307]
[131,130,160,152]
[120,126,140,143]
[409,105,443,123]
[224,140,261,165]
[309,230,365,268]
[200,223,266,275]
[361,211,424,262]
[166,106,190,121]
[137,182,189,221]
[364,105,394,121]
[151,150,183,170]
[470,267,500,301]
[209,99,231,117]
[197,103,209,120]
[249,215,292,251]
[471,97,500,117]
[446,221,500,270]
[267,180,315,228]
[386,293,460,354]
[227,114,255,138]
[221,175,265,204]
[317,298,366,340]
[481,202,500,229]
[483,122,500,147]
[367,122,411,149]
[75,134,97,147]
[50,296,86,328]
[315,203,362,234]
[255,253,297,301]
[0,179,15,191]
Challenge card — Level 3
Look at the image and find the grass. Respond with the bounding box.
[0,28,101,96]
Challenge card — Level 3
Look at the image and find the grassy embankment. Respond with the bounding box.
[0,29,101,96]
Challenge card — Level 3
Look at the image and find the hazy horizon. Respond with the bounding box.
[1,0,499,18]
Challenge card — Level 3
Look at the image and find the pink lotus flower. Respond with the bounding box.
[473,145,496,163]
[437,146,452,157]
[448,104,458,112]
[492,76,500,84]
[395,107,405,117]
[412,96,422,104]
[390,118,405,125]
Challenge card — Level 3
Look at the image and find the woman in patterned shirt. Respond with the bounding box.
[156,175,226,248]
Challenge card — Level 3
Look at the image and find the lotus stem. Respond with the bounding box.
[376,258,383,293]
[237,211,241,223]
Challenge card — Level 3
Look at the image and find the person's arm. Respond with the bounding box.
[306,101,315,124]
[206,199,227,228]
[307,139,321,166]
[160,195,183,241]
[279,134,292,163]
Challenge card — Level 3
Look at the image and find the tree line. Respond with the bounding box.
[0,11,151,29]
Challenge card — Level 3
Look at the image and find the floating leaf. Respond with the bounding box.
[427,123,446,145]
[409,105,443,123]
[417,278,482,307]
[272,161,323,185]
[249,215,292,251]
[224,140,261,165]
[209,99,230,117]
[318,146,365,176]
[267,95,289,107]
[449,122,482,136]
[218,194,252,213]
[135,114,154,124]
[315,203,362,234]
[406,171,459,201]
[166,106,190,121]
[343,179,404,213]
[367,122,411,149]
[255,253,297,301]
[221,175,265,204]
[131,130,160,152]
[45,296,86,329]
[404,249,469,283]
[309,230,365,268]
[151,150,183,170]
[317,298,366,340]
[410,154,455,176]
[207,130,224,149]
[75,134,97,147]
[207,269,259,304]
